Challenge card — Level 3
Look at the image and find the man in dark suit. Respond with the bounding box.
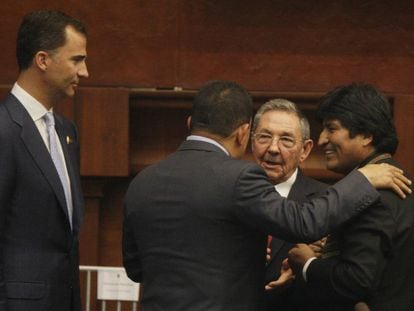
[288,83,414,311]
[122,80,410,311]
[0,10,88,311]
[250,99,328,310]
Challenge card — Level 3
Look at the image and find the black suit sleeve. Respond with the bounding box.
[233,164,379,243]
[123,211,143,282]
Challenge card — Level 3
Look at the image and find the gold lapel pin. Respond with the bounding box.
[66,136,73,144]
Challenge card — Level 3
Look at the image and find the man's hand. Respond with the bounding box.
[288,243,316,275]
[308,237,327,258]
[358,163,412,199]
[265,258,294,292]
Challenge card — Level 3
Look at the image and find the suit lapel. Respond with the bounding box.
[6,96,71,229]
[287,171,310,202]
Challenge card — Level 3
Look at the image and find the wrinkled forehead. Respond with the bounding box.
[257,110,302,135]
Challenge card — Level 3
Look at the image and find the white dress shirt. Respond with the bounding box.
[274,168,298,198]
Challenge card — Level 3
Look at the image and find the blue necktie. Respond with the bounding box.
[44,112,73,229]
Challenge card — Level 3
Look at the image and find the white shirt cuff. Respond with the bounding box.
[302,257,317,282]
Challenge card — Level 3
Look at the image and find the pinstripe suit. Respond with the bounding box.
[0,94,83,311]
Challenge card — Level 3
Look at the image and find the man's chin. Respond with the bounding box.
[67,88,77,97]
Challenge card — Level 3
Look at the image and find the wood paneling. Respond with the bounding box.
[79,179,104,311]
[1,1,414,93]
[98,179,130,266]
[393,95,414,177]
[0,85,11,101]
[75,87,130,176]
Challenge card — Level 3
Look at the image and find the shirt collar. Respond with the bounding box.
[11,82,51,121]
[186,135,229,156]
[274,168,298,198]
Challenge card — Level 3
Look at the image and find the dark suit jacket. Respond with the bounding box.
[0,94,83,311]
[264,170,327,311]
[123,139,379,311]
[298,155,414,311]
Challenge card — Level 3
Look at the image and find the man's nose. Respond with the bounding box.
[79,62,89,78]
[318,130,328,146]
[267,138,281,153]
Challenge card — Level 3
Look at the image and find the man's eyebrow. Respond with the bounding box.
[71,55,87,61]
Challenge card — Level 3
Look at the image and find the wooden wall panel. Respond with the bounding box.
[0,85,11,101]
[75,87,130,176]
[1,1,414,93]
[393,95,414,177]
[130,95,190,172]
[78,179,103,311]
[175,1,414,92]
[79,179,106,265]
[98,179,130,266]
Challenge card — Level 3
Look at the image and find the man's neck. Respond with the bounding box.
[17,71,54,110]
[187,135,229,156]
[190,130,237,158]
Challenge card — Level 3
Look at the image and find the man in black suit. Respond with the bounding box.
[0,10,88,311]
[288,83,414,310]
[250,99,327,310]
[122,80,410,311]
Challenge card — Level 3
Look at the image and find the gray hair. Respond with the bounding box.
[252,98,311,140]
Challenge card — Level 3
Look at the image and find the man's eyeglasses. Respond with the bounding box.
[252,133,297,148]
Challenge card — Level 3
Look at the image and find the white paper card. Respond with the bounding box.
[97,269,140,301]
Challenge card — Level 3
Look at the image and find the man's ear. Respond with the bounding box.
[236,123,251,146]
[227,122,251,159]
[34,51,49,71]
[362,133,374,147]
[299,139,314,163]
[187,116,192,130]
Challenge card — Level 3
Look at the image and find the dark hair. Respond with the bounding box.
[190,80,253,137]
[16,10,86,71]
[317,83,398,154]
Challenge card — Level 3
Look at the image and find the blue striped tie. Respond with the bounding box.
[44,112,73,229]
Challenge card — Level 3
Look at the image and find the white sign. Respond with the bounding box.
[97,269,140,301]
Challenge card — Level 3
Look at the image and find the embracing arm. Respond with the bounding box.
[235,166,379,242]
[234,163,410,243]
